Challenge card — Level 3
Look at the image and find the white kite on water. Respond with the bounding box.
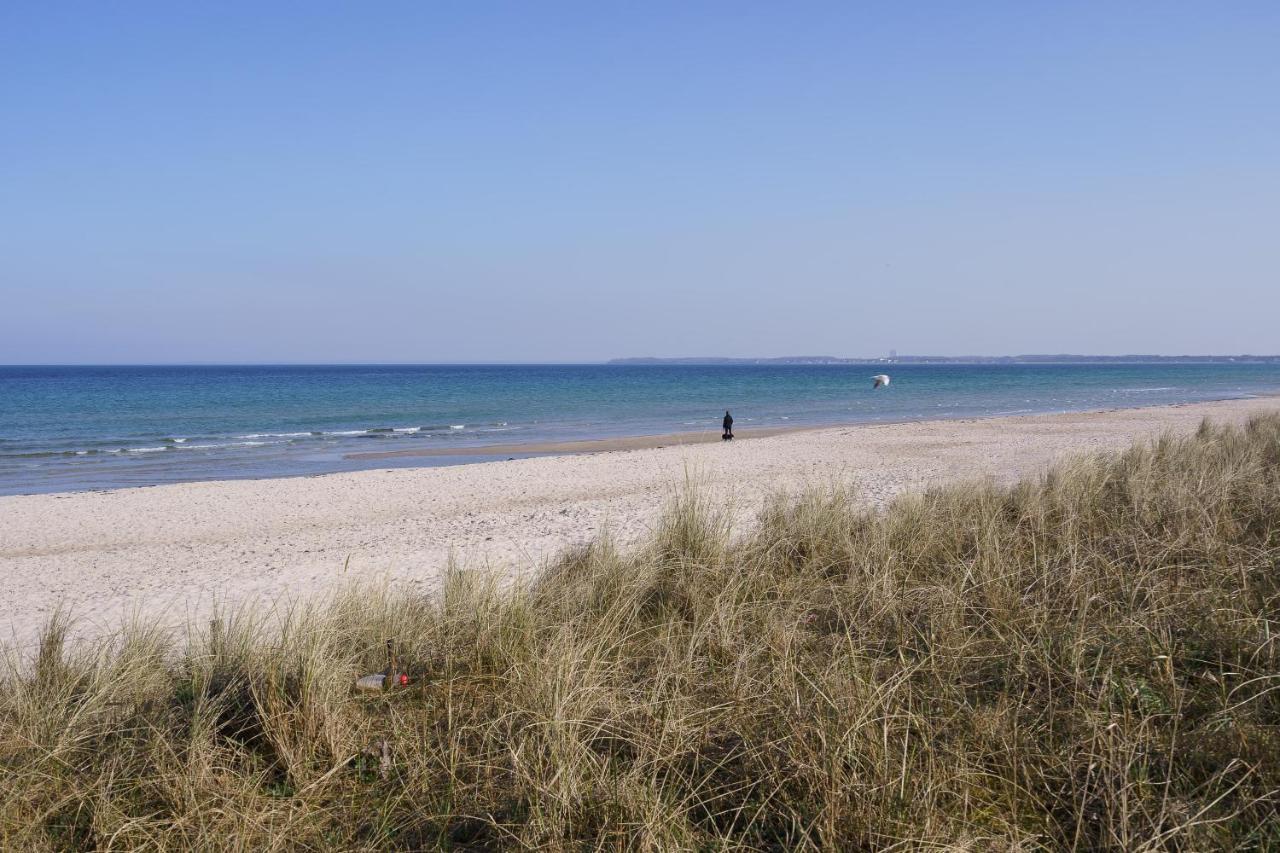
[871,374,891,389]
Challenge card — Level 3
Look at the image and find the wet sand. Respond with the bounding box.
[345,425,804,459]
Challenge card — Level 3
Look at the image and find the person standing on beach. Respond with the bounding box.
[722,410,734,440]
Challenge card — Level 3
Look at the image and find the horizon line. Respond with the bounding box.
[4,353,1280,368]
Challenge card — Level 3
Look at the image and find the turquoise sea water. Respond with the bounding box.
[2,364,1279,495]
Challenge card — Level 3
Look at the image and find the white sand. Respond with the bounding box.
[2,398,1276,651]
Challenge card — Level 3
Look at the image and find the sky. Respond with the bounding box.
[2,3,1278,363]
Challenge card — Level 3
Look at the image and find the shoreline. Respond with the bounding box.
[344,424,809,460]
[4,388,1278,499]
[4,396,1279,651]
[345,394,1280,463]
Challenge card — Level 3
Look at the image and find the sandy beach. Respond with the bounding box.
[2,397,1276,651]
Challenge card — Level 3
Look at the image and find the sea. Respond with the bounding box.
[2,363,1278,496]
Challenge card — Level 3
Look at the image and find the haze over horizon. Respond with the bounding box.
[7,352,1280,367]
[4,3,1278,363]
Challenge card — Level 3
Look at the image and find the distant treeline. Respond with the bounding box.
[610,354,1280,365]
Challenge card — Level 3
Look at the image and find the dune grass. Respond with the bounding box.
[3,415,1280,850]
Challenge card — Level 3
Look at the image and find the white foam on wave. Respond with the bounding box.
[393,427,421,434]
[450,424,466,430]
[175,440,274,450]
[239,432,312,439]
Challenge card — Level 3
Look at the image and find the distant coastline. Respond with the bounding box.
[610,354,1280,365]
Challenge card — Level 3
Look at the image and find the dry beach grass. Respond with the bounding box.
[3,413,1280,849]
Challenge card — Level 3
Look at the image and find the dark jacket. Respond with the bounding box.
[723,413,733,430]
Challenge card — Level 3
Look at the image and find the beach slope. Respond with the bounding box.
[1,397,1276,648]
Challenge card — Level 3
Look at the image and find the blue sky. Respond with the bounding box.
[2,3,1278,362]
